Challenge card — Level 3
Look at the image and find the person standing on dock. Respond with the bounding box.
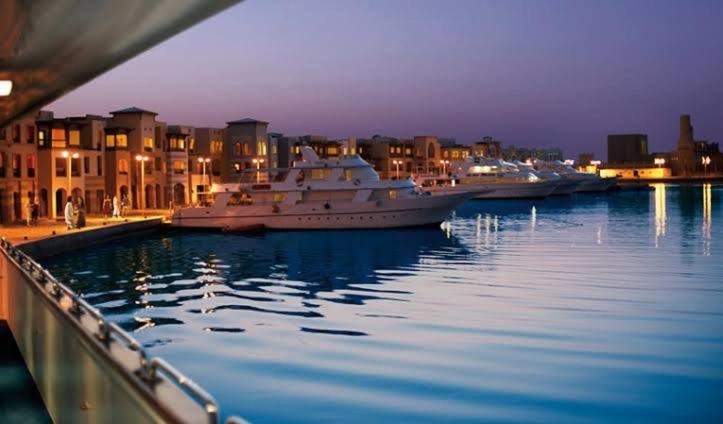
[76,197,86,229]
[64,198,74,230]
[112,195,120,218]
[25,198,34,226]
[102,194,112,219]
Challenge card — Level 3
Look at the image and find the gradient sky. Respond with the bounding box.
[48,0,723,159]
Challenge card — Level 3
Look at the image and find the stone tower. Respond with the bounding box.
[675,114,696,175]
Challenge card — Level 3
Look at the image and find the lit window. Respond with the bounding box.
[189,138,195,151]
[257,141,266,155]
[273,192,286,203]
[116,134,127,148]
[173,160,185,174]
[389,190,398,199]
[144,137,153,149]
[271,144,277,154]
[327,146,338,155]
[234,142,242,156]
[310,169,331,180]
[51,128,65,141]
[106,134,115,147]
[119,159,128,174]
[69,129,80,146]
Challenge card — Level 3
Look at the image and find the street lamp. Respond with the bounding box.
[654,158,666,168]
[702,156,711,176]
[392,159,401,179]
[61,151,80,203]
[197,157,211,202]
[252,158,265,183]
[135,155,150,210]
[441,160,450,175]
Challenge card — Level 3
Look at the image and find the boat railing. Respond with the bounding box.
[0,237,248,424]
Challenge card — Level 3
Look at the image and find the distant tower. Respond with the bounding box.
[675,114,696,175]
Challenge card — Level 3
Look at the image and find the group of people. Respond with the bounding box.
[63,194,130,230]
[63,196,87,230]
[25,198,40,226]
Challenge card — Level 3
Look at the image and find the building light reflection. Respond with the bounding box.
[703,183,712,256]
[653,183,666,247]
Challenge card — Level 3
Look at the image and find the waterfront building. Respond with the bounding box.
[356,135,441,178]
[578,153,594,167]
[502,144,563,162]
[190,127,225,203]
[222,118,273,183]
[607,133,649,164]
[0,112,40,224]
[440,139,470,163]
[471,136,502,158]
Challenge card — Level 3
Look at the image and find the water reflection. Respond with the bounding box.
[42,186,723,424]
[654,183,667,247]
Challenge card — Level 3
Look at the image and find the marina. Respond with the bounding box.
[38,185,723,423]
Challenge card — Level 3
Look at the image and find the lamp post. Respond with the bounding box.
[392,160,401,179]
[252,158,265,183]
[61,151,79,202]
[197,157,211,203]
[441,160,450,176]
[654,158,666,168]
[702,156,711,176]
[135,155,150,210]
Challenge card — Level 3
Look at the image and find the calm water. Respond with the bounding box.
[44,184,723,423]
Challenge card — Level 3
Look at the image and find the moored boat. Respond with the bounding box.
[171,147,470,230]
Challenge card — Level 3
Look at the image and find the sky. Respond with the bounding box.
[48,0,723,159]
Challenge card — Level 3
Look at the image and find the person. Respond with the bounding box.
[76,196,86,229]
[102,194,112,218]
[121,195,129,217]
[112,195,120,218]
[64,198,74,230]
[26,198,34,226]
[31,197,39,225]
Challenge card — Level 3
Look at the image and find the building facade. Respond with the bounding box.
[607,134,649,164]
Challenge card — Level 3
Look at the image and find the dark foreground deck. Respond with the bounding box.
[0,320,52,424]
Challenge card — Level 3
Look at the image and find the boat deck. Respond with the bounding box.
[0,320,52,423]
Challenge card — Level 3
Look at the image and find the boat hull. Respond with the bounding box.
[472,180,559,199]
[549,178,580,195]
[171,193,469,230]
[574,177,617,192]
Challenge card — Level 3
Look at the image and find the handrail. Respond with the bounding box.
[0,237,233,424]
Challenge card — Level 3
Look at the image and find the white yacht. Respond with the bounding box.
[416,157,558,199]
[171,147,470,230]
[513,161,579,195]
[533,160,617,193]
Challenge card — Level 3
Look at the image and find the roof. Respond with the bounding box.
[110,106,158,115]
[226,118,269,125]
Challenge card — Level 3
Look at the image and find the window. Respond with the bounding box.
[257,141,266,155]
[443,151,449,158]
[52,128,66,148]
[12,125,20,143]
[310,168,331,180]
[227,192,253,206]
[71,158,81,176]
[69,129,80,146]
[271,144,278,154]
[405,147,412,156]
[234,142,242,156]
[189,138,195,151]
[0,152,5,177]
[119,159,128,174]
[344,169,353,181]
[293,145,301,155]
[55,158,67,177]
[106,134,115,148]
[173,160,185,174]
[26,125,35,143]
[155,157,162,171]
[243,143,251,156]
[273,192,286,203]
[97,130,103,149]
[327,146,338,155]
[38,130,47,147]
[211,140,223,154]
[27,154,36,177]
[452,150,460,159]
[97,156,103,176]
[143,160,153,175]
[12,154,21,177]
[144,137,153,150]
[84,157,90,174]
[389,190,398,200]
[116,134,127,148]
[234,162,242,173]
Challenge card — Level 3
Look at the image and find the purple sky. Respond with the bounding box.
[48,0,723,159]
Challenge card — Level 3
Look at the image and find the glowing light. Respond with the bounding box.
[590,160,602,166]
[61,151,69,158]
[564,159,575,166]
[0,80,12,96]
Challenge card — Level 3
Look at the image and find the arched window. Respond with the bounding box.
[119,159,128,174]
[234,142,242,156]
[427,143,436,159]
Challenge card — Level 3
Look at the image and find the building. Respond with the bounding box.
[0,112,40,224]
[502,144,563,162]
[607,133,649,164]
[222,118,273,183]
[471,136,502,158]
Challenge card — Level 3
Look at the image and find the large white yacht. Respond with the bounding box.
[426,156,559,199]
[533,160,617,193]
[512,161,579,195]
[171,147,470,230]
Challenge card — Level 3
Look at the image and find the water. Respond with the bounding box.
[43,184,723,423]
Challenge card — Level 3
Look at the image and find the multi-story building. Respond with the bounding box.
[607,133,649,164]
[222,118,273,183]
[0,112,40,223]
[471,136,502,158]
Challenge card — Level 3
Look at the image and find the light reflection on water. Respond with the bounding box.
[44,185,723,423]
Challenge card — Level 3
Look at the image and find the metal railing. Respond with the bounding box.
[0,237,249,424]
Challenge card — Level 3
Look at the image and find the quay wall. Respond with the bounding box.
[17,218,164,259]
[0,221,221,424]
